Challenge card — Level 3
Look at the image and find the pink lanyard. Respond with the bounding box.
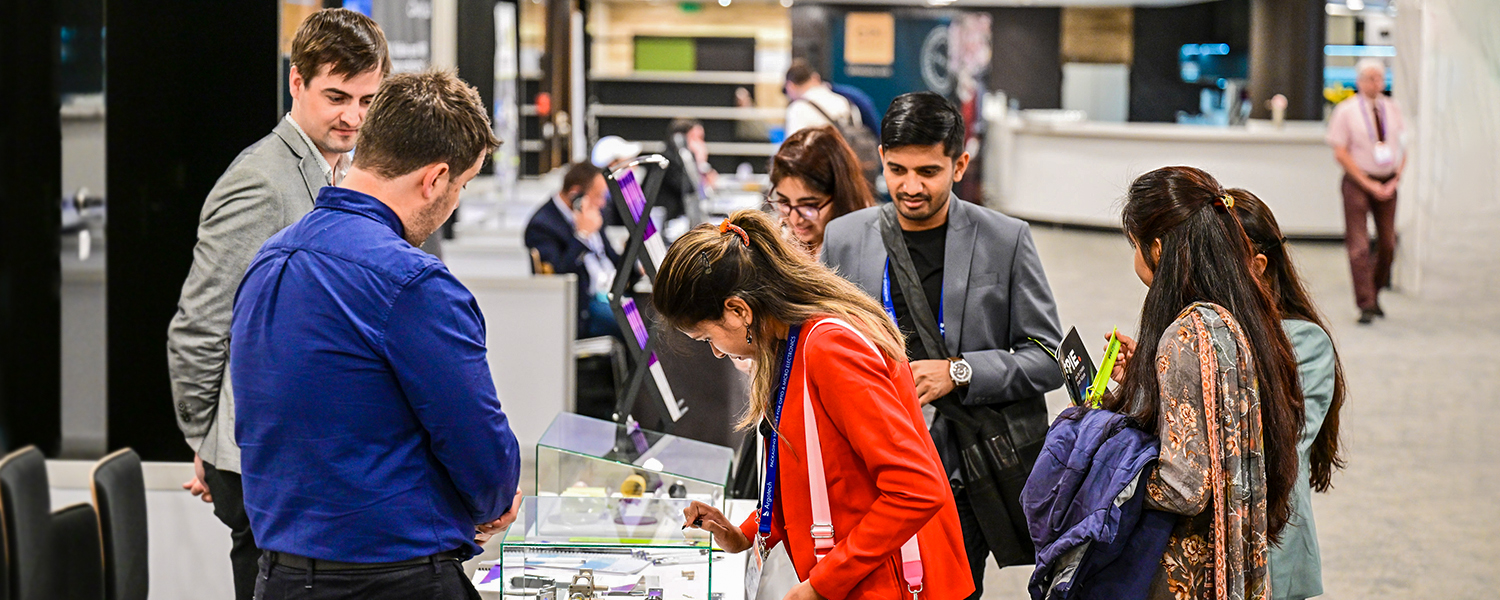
[800,318,925,599]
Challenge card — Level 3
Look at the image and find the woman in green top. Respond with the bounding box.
[1228,188,1350,600]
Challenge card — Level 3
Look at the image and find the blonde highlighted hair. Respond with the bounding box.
[651,210,904,429]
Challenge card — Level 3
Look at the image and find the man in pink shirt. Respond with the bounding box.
[1326,59,1407,324]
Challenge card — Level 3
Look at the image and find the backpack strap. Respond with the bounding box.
[799,96,857,128]
[801,318,925,598]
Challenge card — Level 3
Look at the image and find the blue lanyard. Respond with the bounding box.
[882,259,943,339]
[759,323,802,537]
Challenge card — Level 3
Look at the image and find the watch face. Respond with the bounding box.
[951,360,972,384]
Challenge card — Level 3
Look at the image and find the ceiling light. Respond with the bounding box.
[1347,0,1365,10]
[780,0,792,6]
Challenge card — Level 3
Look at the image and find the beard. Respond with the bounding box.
[893,188,950,223]
[404,188,460,246]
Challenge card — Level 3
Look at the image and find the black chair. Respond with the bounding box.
[90,450,147,600]
[0,446,56,600]
[50,503,103,600]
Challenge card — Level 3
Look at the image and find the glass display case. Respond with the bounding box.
[474,496,720,599]
[536,413,733,509]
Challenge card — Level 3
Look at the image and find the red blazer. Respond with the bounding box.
[738,319,973,600]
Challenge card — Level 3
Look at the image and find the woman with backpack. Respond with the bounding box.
[661,210,973,600]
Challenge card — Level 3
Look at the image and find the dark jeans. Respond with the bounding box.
[252,554,480,600]
[953,482,992,600]
[1342,174,1398,310]
[202,461,261,600]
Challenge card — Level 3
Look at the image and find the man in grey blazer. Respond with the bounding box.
[165,10,388,599]
[822,92,1063,598]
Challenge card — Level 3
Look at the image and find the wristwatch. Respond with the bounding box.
[948,357,972,387]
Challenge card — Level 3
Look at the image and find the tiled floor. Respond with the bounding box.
[978,214,1500,599]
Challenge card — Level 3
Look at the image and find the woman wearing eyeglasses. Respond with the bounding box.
[768,126,875,259]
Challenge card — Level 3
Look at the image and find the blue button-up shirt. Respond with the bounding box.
[231,185,520,562]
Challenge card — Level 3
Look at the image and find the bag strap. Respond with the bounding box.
[879,204,945,360]
[878,205,977,433]
[801,318,924,598]
[800,96,857,128]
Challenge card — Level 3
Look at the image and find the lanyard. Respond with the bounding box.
[882,259,944,339]
[759,323,803,537]
[1358,95,1386,143]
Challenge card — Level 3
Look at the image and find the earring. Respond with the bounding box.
[746,323,753,345]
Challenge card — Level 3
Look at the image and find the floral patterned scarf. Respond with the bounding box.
[1146,303,1269,600]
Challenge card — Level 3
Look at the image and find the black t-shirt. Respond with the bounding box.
[889,223,947,361]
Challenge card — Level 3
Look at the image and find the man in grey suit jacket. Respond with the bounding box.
[822,92,1063,599]
[165,10,388,599]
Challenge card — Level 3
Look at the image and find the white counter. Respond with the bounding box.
[986,118,1347,238]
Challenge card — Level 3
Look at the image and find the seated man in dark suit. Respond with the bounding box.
[525,162,626,339]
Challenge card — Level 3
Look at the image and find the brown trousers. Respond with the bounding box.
[1342,174,1398,310]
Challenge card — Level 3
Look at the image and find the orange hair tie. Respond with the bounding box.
[719,219,750,248]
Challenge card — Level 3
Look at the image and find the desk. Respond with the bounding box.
[987,118,1346,239]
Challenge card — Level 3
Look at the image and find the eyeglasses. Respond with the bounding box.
[767,195,833,221]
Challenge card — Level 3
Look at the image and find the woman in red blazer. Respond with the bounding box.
[653,210,972,600]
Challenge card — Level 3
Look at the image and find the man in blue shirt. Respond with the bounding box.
[231,69,516,599]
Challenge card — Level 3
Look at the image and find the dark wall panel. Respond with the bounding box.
[458,0,499,174]
[1248,0,1324,120]
[0,0,63,455]
[988,7,1062,110]
[694,37,756,72]
[796,5,1061,112]
[106,0,280,461]
[1130,0,1250,122]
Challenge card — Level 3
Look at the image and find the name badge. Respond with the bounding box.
[1373,142,1394,167]
[745,535,769,600]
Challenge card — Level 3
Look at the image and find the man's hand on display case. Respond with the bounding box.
[681,500,750,553]
[476,489,524,544]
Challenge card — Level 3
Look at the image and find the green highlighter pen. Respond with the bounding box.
[1087,328,1122,408]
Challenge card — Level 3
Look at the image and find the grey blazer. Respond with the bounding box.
[822,195,1065,475]
[166,117,327,473]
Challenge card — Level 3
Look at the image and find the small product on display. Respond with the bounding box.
[535,413,733,509]
[569,570,599,599]
[621,474,648,498]
[474,496,724,600]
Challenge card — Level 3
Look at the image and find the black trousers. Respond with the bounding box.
[953,482,993,600]
[253,554,480,600]
[202,461,262,600]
